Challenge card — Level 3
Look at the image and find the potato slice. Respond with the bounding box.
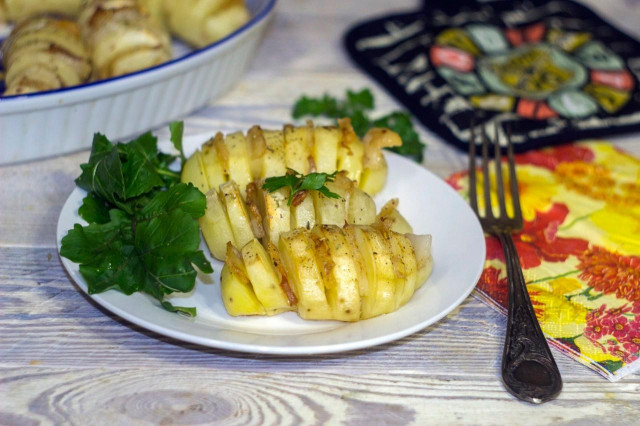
[284,124,312,174]
[261,129,287,178]
[343,225,370,302]
[224,131,253,197]
[406,234,433,289]
[180,149,209,193]
[376,199,413,234]
[260,186,291,246]
[199,188,235,260]
[241,239,293,315]
[201,134,227,190]
[221,243,266,316]
[313,126,340,174]
[290,192,316,231]
[265,241,298,307]
[337,118,365,183]
[245,182,266,240]
[246,125,267,179]
[389,232,418,308]
[347,187,376,225]
[219,181,254,250]
[312,226,360,321]
[360,226,396,317]
[361,128,402,195]
[312,181,347,227]
[345,226,377,319]
[278,229,331,320]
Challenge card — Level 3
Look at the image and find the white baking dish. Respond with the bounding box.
[0,0,276,165]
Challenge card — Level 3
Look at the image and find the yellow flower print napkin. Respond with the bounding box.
[447,142,640,381]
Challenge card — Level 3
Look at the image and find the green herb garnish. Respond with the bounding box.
[262,169,341,206]
[60,122,212,317]
[292,88,426,162]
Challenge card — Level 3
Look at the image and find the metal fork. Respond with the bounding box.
[468,124,562,404]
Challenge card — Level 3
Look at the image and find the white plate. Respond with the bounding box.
[56,133,486,355]
[0,0,276,165]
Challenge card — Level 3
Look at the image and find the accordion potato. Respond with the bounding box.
[185,167,412,261]
[0,0,83,21]
[181,118,401,199]
[1,16,91,95]
[78,0,172,79]
[220,225,433,321]
[164,0,250,48]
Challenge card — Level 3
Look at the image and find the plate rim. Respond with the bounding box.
[56,145,485,355]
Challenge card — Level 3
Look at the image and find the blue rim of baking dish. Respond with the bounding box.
[0,0,277,100]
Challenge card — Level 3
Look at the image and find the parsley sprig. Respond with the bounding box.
[60,122,212,317]
[292,88,426,162]
[262,169,341,206]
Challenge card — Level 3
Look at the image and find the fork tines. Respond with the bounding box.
[468,122,523,232]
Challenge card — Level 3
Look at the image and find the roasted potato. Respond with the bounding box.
[1,16,91,95]
[0,0,83,21]
[182,158,406,260]
[78,0,171,79]
[182,119,397,197]
[164,0,250,48]
[220,224,433,321]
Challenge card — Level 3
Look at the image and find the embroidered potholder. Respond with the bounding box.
[344,0,640,152]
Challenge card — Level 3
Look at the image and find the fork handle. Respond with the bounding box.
[497,232,562,404]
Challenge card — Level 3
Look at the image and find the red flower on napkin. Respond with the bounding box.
[577,247,640,301]
[486,203,589,269]
[515,145,595,171]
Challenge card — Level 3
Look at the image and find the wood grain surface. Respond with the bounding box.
[2,0,640,424]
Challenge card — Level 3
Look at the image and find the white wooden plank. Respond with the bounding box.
[1,367,638,426]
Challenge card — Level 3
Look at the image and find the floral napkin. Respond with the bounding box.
[447,142,640,381]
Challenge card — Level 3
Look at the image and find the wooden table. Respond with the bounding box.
[2,1,640,424]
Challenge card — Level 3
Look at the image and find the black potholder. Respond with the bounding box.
[344,0,640,152]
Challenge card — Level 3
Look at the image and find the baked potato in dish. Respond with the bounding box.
[0,0,82,21]
[1,16,91,95]
[164,0,250,48]
[77,0,171,79]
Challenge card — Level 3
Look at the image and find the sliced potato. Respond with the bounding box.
[241,239,293,315]
[221,243,266,316]
[389,232,418,308]
[246,125,266,179]
[313,225,360,321]
[278,229,331,320]
[245,182,266,240]
[313,126,340,174]
[406,234,433,289]
[361,127,402,194]
[337,118,365,183]
[347,187,376,225]
[201,134,227,190]
[312,181,347,227]
[224,131,253,197]
[199,188,235,260]
[260,186,291,246]
[219,181,254,250]
[376,199,413,234]
[346,226,377,319]
[261,129,287,178]
[290,192,316,231]
[284,124,312,174]
[360,226,396,317]
[180,149,209,193]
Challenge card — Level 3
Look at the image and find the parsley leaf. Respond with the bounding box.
[292,88,426,162]
[60,122,211,317]
[262,169,341,206]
